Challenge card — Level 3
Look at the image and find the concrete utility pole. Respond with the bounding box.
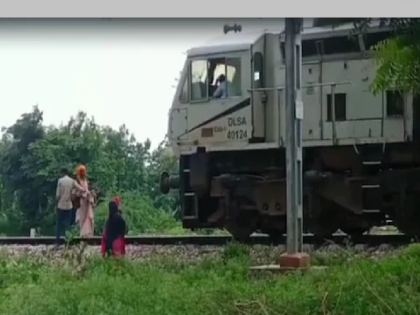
[284,18,304,255]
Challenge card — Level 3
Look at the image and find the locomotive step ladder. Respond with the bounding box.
[182,163,220,227]
[361,165,381,214]
[182,168,199,220]
[359,144,384,215]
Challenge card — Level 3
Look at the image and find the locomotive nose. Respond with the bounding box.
[159,172,180,194]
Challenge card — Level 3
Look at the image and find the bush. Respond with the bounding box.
[0,244,420,314]
[94,192,180,235]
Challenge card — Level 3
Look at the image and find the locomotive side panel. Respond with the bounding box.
[301,62,322,140]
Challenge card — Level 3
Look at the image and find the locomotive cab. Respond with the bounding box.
[168,31,270,155]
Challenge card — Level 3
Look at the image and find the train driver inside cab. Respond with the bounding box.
[212,74,227,99]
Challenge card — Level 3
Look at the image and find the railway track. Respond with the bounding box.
[0,233,416,247]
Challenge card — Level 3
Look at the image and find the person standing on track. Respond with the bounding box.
[55,167,85,245]
[74,164,95,238]
[101,200,127,257]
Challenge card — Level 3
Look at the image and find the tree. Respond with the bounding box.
[145,137,179,213]
[0,107,181,235]
[0,105,46,232]
[370,19,420,94]
[313,18,420,94]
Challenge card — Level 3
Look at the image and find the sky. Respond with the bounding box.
[0,19,309,147]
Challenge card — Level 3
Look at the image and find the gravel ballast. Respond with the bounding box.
[0,243,405,267]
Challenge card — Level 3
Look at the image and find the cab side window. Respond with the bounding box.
[190,60,208,101]
[226,58,242,97]
[190,57,242,101]
[208,57,242,98]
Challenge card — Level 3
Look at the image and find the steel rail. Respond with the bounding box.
[0,233,415,246]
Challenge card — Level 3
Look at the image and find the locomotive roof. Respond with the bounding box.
[187,30,264,58]
[187,20,384,58]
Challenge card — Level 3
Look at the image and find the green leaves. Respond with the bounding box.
[371,34,420,95]
[314,18,420,95]
[0,107,179,235]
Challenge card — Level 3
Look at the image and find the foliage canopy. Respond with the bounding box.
[0,107,179,235]
[313,18,420,94]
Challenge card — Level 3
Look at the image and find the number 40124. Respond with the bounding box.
[227,130,248,140]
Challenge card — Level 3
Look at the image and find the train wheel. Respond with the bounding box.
[340,228,368,237]
[263,229,284,244]
[259,216,286,244]
[339,213,370,237]
[224,212,258,243]
[306,194,339,239]
[308,211,339,239]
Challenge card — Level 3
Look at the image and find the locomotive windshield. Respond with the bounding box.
[188,57,242,102]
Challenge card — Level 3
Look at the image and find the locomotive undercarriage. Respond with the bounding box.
[161,142,420,241]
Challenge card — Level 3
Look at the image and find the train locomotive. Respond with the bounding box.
[160,21,420,241]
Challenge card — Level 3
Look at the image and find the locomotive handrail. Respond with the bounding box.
[247,81,354,93]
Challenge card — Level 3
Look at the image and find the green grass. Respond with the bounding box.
[0,243,419,315]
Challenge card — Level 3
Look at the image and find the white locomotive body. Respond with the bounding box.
[160,22,420,240]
